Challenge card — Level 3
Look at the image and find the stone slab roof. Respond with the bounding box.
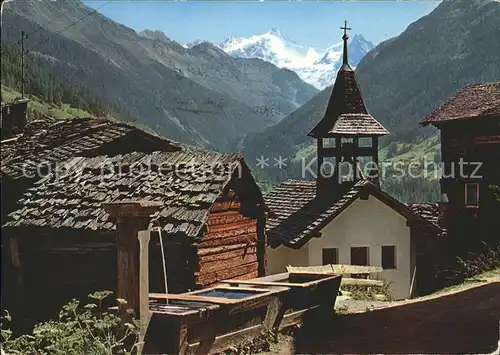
[3,150,261,238]
[1,117,180,180]
[422,81,500,125]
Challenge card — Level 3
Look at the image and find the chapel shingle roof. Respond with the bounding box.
[3,150,258,238]
[264,179,443,248]
[308,67,389,137]
[1,116,181,180]
[422,81,500,125]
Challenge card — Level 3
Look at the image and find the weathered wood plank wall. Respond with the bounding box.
[195,197,260,288]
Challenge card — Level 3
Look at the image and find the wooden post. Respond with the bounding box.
[335,136,341,185]
[316,138,324,182]
[138,229,151,342]
[9,236,26,332]
[103,201,163,323]
[256,212,268,277]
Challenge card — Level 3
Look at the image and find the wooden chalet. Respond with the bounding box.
[263,24,445,299]
[422,81,500,248]
[1,117,267,328]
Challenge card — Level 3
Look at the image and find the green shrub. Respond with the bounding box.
[1,291,141,355]
[341,279,394,302]
[456,242,500,279]
[222,329,279,355]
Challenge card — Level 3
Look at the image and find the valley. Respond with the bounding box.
[2,0,499,202]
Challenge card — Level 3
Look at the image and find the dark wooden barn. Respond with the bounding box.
[422,81,500,249]
[1,117,267,328]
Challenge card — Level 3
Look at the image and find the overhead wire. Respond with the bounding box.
[3,4,79,52]
[29,1,111,52]
[2,1,111,56]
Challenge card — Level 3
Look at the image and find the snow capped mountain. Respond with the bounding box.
[219,28,312,68]
[314,42,343,65]
[217,29,374,89]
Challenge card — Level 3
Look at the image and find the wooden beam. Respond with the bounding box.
[197,243,256,257]
[222,279,309,288]
[149,293,237,305]
[103,201,163,218]
[286,264,383,275]
[256,213,267,277]
[186,324,264,355]
[341,278,383,287]
[188,286,273,294]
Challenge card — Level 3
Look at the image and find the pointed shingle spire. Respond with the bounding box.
[308,22,389,138]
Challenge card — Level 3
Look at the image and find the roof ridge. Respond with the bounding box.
[422,81,500,125]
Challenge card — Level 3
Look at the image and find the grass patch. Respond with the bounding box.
[335,304,351,315]
[435,243,500,295]
[456,243,500,279]
[221,329,279,355]
[2,85,94,121]
[341,279,394,302]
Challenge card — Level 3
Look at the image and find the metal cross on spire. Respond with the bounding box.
[341,20,351,40]
[341,20,352,67]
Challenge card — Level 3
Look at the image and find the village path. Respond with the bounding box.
[262,277,500,354]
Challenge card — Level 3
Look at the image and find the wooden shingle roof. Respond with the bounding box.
[1,117,181,180]
[422,81,500,126]
[308,67,389,138]
[407,203,449,237]
[3,150,256,237]
[265,180,443,249]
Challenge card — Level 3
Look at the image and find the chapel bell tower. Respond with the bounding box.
[308,21,390,195]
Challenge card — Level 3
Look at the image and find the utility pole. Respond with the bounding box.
[21,30,28,99]
[1,0,12,124]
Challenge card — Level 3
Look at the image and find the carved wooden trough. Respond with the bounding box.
[142,272,341,354]
[225,272,342,330]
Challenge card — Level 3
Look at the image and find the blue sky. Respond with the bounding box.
[84,1,440,48]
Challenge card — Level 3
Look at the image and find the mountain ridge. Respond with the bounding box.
[2,0,317,151]
[217,29,374,89]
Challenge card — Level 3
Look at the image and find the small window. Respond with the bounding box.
[350,247,369,266]
[358,137,373,148]
[381,246,396,269]
[322,248,339,265]
[465,183,480,208]
[323,137,336,148]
